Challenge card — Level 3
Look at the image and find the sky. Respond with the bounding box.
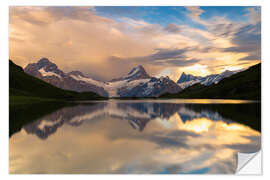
[9,6,261,82]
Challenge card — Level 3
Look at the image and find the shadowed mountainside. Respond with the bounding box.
[9,60,105,105]
[160,63,261,100]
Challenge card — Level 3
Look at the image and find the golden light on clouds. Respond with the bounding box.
[10,102,261,173]
[9,6,261,81]
[180,118,213,133]
[180,64,211,76]
[166,112,260,148]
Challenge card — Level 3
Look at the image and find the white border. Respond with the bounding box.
[7,0,263,6]
[1,0,269,180]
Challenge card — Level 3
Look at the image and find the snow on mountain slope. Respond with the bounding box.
[24,58,108,96]
[69,74,150,97]
[69,73,151,97]
[68,65,181,97]
[177,72,201,84]
[70,74,106,87]
[177,69,242,89]
[117,76,182,97]
[38,67,62,80]
[104,78,151,97]
[25,58,182,97]
[178,79,201,89]
[125,66,141,79]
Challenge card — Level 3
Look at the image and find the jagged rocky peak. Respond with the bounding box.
[129,65,144,73]
[109,64,151,82]
[24,58,108,96]
[177,72,187,83]
[177,72,200,84]
[180,72,186,77]
[124,65,151,80]
[24,57,65,78]
[177,68,242,89]
[25,57,56,71]
[36,58,58,70]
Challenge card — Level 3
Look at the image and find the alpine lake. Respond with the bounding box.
[9,99,261,174]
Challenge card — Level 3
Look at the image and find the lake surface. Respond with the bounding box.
[9,99,261,174]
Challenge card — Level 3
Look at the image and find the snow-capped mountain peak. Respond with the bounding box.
[177,69,242,89]
[128,65,144,74]
[24,59,182,98]
[124,65,151,80]
[36,58,61,72]
[177,72,201,84]
[24,58,108,96]
[25,57,65,78]
[110,65,151,82]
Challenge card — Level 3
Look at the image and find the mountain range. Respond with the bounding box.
[11,57,261,100]
[24,58,182,97]
[24,58,109,97]
[9,60,104,104]
[177,69,241,89]
[162,63,261,100]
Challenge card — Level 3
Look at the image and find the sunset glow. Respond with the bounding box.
[9,6,261,81]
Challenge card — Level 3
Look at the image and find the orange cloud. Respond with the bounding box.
[9,6,261,81]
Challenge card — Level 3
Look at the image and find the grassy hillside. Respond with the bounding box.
[9,60,105,105]
[161,63,261,100]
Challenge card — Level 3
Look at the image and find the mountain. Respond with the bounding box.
[9,60,104,104]
[24,58,108,97]
[24,58,182,97]
[177,72,201,84]
[161,63,261,100]
[177,70,241,89]
[116,76,181,97]
[110,65,151,82]
[93,65,181,97]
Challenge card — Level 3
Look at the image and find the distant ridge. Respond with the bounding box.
[24,58,108,96]
[177,69,242,89]
[24,59,182,97]
[161,63,261,100]
[9,60,104,103]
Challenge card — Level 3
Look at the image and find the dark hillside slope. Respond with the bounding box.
[161,63,261,100]
[9,60,104,101]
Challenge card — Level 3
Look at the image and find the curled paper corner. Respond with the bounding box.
[236,150,262,175]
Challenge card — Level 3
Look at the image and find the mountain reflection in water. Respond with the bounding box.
[9,99,261,174]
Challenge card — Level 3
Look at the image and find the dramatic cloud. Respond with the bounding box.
[186,6,205,24]
[107,48,200,70]
[221,23,261,61]
[9,6,261,81]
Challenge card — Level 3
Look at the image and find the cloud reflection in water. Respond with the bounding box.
[9,99,261,174]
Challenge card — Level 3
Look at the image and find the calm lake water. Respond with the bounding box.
[9,99,261,174]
